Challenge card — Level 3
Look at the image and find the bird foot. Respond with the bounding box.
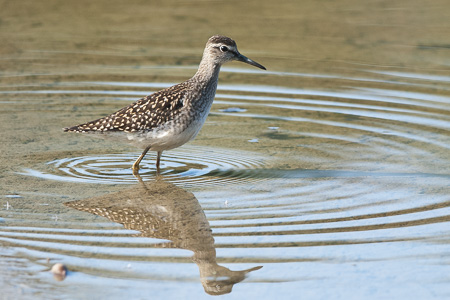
[132,164,140,175]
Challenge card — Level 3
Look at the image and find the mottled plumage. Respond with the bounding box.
[64,82,190,133]
[64,35,266,175]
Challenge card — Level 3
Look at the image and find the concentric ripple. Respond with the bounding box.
[20,146,267,185]
[3,69,450,299]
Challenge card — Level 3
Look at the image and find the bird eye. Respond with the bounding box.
[220,45,229,52]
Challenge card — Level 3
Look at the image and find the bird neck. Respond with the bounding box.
[193,55,222,88]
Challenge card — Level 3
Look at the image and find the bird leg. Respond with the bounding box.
[132,145,151,175]
[156,151,162,175]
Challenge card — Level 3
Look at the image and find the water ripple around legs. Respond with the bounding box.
[19,146,268,186]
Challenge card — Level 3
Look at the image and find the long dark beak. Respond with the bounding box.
[236,53,266,70]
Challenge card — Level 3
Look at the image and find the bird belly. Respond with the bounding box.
[124,118,204,151]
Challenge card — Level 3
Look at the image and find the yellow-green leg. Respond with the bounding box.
[132,145,151,175]
[132,147,163,175]
[156,151,162,175]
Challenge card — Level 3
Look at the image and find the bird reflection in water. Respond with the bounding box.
[65,176,262,295]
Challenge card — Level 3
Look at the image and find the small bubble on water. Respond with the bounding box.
[219,107,247,113]
[51,263,67,281]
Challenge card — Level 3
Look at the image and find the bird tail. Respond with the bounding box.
[63,118,104,133]
[63,125,81,132]
[63,115,118,133]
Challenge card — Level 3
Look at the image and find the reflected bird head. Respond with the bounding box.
[200,265,263,295]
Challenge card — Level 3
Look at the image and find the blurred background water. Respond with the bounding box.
[1,0,449,299]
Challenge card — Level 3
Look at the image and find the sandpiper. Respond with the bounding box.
[64,35,266,175]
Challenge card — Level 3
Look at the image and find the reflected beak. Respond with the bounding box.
[236,53,266,70]
[242,266,263,274]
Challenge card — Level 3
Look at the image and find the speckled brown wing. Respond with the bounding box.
[64,83,190,133]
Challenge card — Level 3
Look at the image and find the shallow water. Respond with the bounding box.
[1,1,450,299]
